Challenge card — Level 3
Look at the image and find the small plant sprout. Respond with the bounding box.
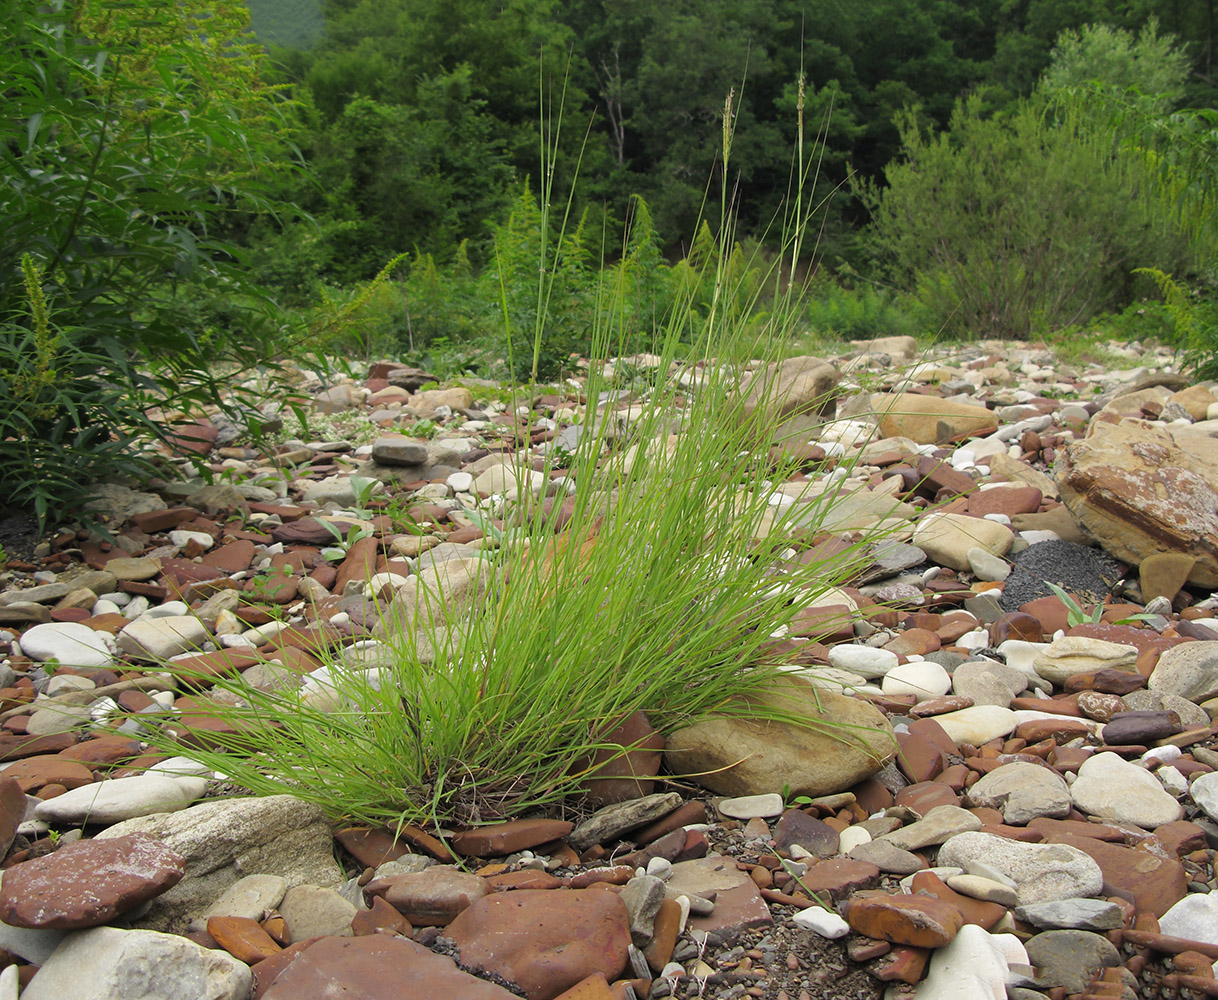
[1044,582,1105,627]
[347,475,380,511]
[319,521,374,562]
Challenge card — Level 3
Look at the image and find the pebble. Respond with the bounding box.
[33,775,206,825]
[717,793,784,819]
[790,906,850,937]
[938,832,1103,904]
[17,622,113,668]
[1069,751,1183,828]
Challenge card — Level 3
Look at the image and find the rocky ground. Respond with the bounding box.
[1,336,1218,999]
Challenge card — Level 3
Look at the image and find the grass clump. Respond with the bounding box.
[137,92,898,832]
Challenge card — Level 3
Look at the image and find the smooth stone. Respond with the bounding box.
[116,615,209,660]
[968,547,1011,582]
[620,875,666,947]
[1069,751,1183,829]
[951,658,1027,708]
[790,906,850,938]
[931,705,1019,745]
[1159,893,1218,946]
[944,875,1018,908]
[1033,637,1138,685]
[280,884,357,940]
[846,839,925,875]
[19,926,251,1000]
[913,513,1014,573]
[1013,899,1124,932]
[33,775,203,825]
[938,832,1103,905]
[95,795,343,933]
[965,762,1072,825]
[198,874,288,925]
[881,660,951,702]
[18,622,113,668]
[880,805,982,852]
[1148,642,1218,703]
[827,645,898,679]
[911,923,1010,1000]
[717,793,784,820]
[1024,929,1121,994]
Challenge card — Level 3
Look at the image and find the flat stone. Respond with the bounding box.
[913,513,1014,573]
[1149,641,1218,703]
[965,762,1072,825]
[372,436,430,466]
[620,874,666,947]
[20,926,251,1000]
[450,818,574,857]
[937,832,1103,905]
[206,915,282,964]
[880,805,982,852]
[1069,751,1183,828]
[569,792,683,851]
[1033,636,1139,685]
[913,922,1009,1000]
[931,705,1019,745]
[1013,898,1124,931]
[665,856,773,942]
[872,392,998,445]
[446,888,631,999]
[797,858,882,902]
[718,793,784,820]
[199,874,288,924]
[34,774,201,825]
[1039,832,1187,917]
[847,839,925,875]
[1140,552,1197,603]
[18,622,113,668]
[363,866,488,926]
[259,934,519,999]
[1159,893,1218,946]
[772,810,839,857]
[116,615,209,660]
[280,884,357,940]
[95,795,343,933]
[0,833,184,929]
[1024,929,1121,994]
[845,890,964,948]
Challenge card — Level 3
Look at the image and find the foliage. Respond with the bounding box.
[247,0,325,49]
[0,0,295,528]
[861,18,1208,343]
[802,278,926,342]
[1135,268,1218,380]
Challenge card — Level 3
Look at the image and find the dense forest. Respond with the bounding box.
[2,0,1218,521]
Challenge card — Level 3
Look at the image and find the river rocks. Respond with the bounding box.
[912,923,1010,1000]
[18,622,113,668]
[447,889,631,1000]
[1069,752,1183,828]
[21,926,251,1000]
[116,615,209,660]
[937,832,1103,904]
[1056,420,1218,586]
[664,676,896,797]
[1032,636,1139,685]
[1024,929,1121,994]
[33,774,204,826]
[0,834,184,929]
[965,762,1072,825]
[912,513,1013,572]
[1147,640,1218,702]
[872,393,998,445]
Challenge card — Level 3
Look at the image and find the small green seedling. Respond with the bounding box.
[1045,582,1104,627]
[319,521,374,561]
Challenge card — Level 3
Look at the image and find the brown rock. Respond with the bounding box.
[260,934,519,1000]
[773,810,839,857]
[56,735,143,768]
[873,393,998,445]
[334,827,413,869]
[0,833,184,928]
[844,890,965,948]
[363,866,488,926]
[450,819,574,858]
[894,731,946,784]
[967,486,1042,518]
[666,856,774,942]
[350,895,412,937]
[207,914,283,964]
[201,540,257,575]
[798,858,882,902]
[3,756,94,794]
[989,612,1044,644]
[643,898,682,973]
[1140,552,1198,603]
[578,711,665,806]
[1056,421,1218,587]
[895,782,960,813]
[552,974,614,1000]
[0,777,26,858]
[1043,832,1187,917]
[908,871,1005,929]
[446,889,631,1000]
[0,733,77,761]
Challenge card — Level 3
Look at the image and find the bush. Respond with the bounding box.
[803,279,925,341]
[0,0,296,529]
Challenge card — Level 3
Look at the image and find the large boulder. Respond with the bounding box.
[664,676,896,797]
[1055,420,1218,586]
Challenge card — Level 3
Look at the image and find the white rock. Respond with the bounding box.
[1033,637,1138,685]
[938,832,1103,904]
[718,793,784,819]
[1158,766,1189,796]
[1071,752,1183,828]
[446,471,474,493]
[965,762,1072,825]
[1160,894,1218,946]
[117,615,208,660]
[932,705,1019,745]
[19,926,251,1000]
[198,874,288,925]
[966,547,1010,582]
[169,530,214,550]
[33,774,201,825]
[911,923,1008,999]
[826,645,898,679]
[1191,771,1218,823]
[838,826,872,853]
[881,660,951,701]
[791,906,850,938]
[146,756,214,778]
[996,640,1050,679]
[17,622,113,668]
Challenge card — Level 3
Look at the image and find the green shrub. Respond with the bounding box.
[803,280,925,341]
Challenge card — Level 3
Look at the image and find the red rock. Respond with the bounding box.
[798,858,882,902]
[668,856,773,943]
[334,536,382,594]
[643,898,682,973]
[334,827,412,869]
[0,733,77,761]
[789,605,855,644]
[270,518,346,546]
[1065,669,1148,695]
[895,781,960,813]
[201,540,257,574]
[166,419,218,457]
[3,757,94,794]
[908,871,1005,929]
[446,889,631,1000]
[1019,595,1073,636]
[451,819,575,858]
[773,810,839,857]
[988,610,1044,644]
[578,711,666,806]
[1027,818,1128,843]
[0,833,184,928]
[165,649,262,688]
[1014,718,1091,743]
[129,508,198,533]
[56,736,142,768]
[552,974,614,1000]
[363,866,488,925]
[1154,820,1208,858]
[1044,833,1187,917]
[350,895,412,937]
[884,628,941,656]
[207,914,283,963]
[871,945,931,983]
[485,870,564,892]
[910,695,974,717]
[895,732,946,784]
[967,486,1042,518]
[845,890,964,948]
[630,801,708,846]
[260,935,519,999]
[0,777,25,858]
[915,456,978,500]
